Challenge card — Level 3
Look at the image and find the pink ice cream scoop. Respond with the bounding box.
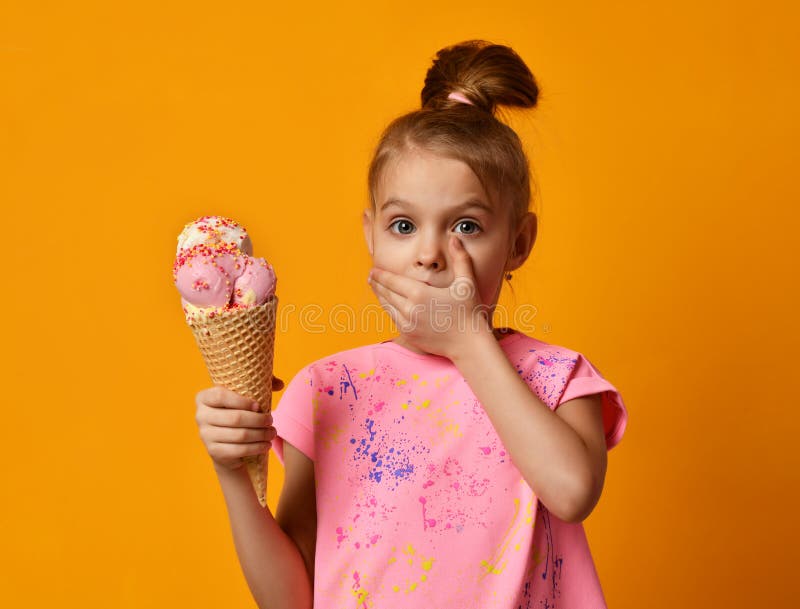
[232,258,277,306]
[174,250,247,307]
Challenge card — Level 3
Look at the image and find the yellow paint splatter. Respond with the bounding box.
[479,559,506,576]
[352,587,369,605]
[412,399,431,411]
[386,546,434,596]
[478,498,534,580]
[402,544,416,565]
[396,379,407,386]
[388,556,396,564]
[322,424,345,450]
[412,373,419,380]
[445,423,461,436]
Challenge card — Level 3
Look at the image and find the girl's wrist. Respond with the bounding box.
[448,318,495,364]
[214,461,249,479]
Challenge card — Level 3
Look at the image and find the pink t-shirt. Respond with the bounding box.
[272,329,628,608]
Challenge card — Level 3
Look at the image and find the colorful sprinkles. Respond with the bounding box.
[174,216,275,322]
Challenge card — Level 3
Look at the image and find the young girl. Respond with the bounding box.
[194,39,628,609]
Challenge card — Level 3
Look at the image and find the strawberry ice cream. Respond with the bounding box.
[232,258,277,306]
[172,216,276,321]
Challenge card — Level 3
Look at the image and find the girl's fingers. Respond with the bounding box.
[203,425,277,445]
[196,386,280,469]
[198,385,257,410]
[380,297,420,334]
[371,280,412,319]
[373,293,394,322]
[449,235,477,281]
[210,441,272,459]
[200,406,273,429]
[375,294,405,329]
[369,268,415,298]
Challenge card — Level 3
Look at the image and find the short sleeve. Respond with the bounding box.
[557,353,628,451]
[271,364,316,463]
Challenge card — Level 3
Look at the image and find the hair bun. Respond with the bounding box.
[421,39,539,116]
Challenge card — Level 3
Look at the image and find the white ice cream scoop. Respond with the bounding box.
[176,215,253,256]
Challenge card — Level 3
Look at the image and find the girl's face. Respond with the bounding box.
[363,148,534,314]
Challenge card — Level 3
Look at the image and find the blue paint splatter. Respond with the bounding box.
[338,364,358,400]
[348,415,428,489]
[393,464,414,479]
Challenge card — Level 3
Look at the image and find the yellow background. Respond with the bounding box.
[2,1,797,607]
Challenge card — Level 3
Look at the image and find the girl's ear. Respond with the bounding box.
[362,208,375,256]
[506,212,538,272]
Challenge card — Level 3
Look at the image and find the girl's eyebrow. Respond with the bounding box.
[380,197,493,214]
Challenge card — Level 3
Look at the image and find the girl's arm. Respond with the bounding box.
[367,238,607,523]
[274,442,317,585]
[195,386,317,609]
[451,332,608,524]
[214,441,316,609]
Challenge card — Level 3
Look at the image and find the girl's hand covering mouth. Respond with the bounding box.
[367,236,492,359]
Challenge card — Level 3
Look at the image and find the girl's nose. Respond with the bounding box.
[415,234,447,270]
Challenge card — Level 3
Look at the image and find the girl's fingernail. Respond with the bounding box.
[252,402,260,412]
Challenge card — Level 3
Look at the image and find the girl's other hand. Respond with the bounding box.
[194,383,279,472]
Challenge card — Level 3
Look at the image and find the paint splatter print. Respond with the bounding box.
[272,331,628,608]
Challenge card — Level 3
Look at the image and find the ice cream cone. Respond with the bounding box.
[187,295,278,507]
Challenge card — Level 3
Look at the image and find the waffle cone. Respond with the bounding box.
[187,296,278,507]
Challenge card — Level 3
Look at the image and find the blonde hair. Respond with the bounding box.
[367,39,540,236]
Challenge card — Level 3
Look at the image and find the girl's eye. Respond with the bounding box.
[389,219,415,234]
[455,220,481,235]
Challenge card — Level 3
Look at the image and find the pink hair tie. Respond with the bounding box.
[447,91,474,106]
